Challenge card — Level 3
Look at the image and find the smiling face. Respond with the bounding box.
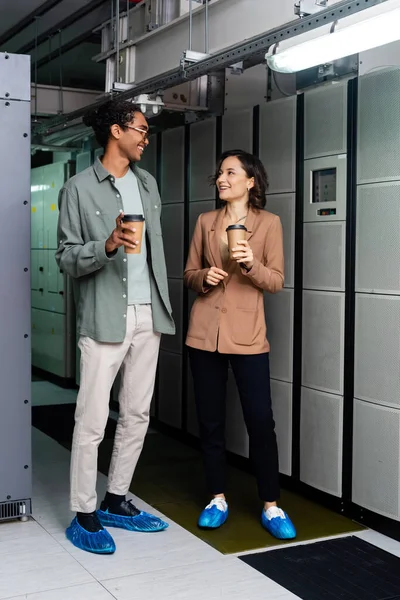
[216,156,254,203]
[110,111,149,162]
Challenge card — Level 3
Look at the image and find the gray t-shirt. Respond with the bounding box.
[115,169,151,305]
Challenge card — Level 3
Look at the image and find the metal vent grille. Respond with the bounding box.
[267,194,296,288]
[356,182,400,294]
[354,294,400,408]
[303,221,346,292]
[352,399,400,520]
[259,97,296,194]
[304,83,347,159]
[222,108,253,154]
[0,499,31,521]
[300,387,343,497]
[302,290,345,395]
[264,288,294,383]
[358,68,400,185]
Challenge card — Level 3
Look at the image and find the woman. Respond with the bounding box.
[183,149,296,540]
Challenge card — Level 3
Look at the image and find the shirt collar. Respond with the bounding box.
[93,157,149,189]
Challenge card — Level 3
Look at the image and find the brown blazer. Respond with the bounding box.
[184,206,284,355]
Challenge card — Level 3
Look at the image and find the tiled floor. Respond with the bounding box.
[0,382,399,599]
[0,428,300,600]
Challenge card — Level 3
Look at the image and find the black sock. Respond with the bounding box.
[104,491,126,510]
[76,511,102,532]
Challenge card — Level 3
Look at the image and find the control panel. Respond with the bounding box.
[304,154,347,222]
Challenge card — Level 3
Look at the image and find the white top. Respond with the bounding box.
[115,169,151,305]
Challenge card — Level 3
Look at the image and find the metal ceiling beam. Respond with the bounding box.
[35,0,388,135]
[0,0,63,47]
[33,32,99,72]
[27,4,109,75]
[31,83,101,117]
[4,0,109,54]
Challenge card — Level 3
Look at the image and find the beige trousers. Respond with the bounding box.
[70,304,160,513]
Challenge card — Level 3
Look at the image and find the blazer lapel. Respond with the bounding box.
[245,207,257,242]
[208,208,225,270]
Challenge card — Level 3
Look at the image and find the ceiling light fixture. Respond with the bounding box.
[266,0,400,74]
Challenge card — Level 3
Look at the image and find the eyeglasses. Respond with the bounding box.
[125,125,149,140]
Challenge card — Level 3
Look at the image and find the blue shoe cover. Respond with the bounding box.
[97,508,168,532]
[261,507,296,540]
[198,498,228,529]
[66,517,116,554]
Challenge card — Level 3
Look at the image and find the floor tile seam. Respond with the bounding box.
[31,516,104,585]
[97,555,248,585]
[0,580,116,600]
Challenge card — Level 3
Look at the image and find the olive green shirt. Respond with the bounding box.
[55,158,175,343]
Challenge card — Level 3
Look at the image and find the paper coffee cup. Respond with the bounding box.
[122,214,145,254]
[226,224,247,259]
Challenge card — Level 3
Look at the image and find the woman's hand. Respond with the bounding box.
[205,266,228,287]
[231,239,254,269]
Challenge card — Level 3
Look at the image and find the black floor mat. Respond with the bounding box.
[240,536,400,600]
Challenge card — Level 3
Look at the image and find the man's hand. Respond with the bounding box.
[105,212,139,254]
[205,266,228,287]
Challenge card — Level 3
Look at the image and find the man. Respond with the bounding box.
[56,99,175,555]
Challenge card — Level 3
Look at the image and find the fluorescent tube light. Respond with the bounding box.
[266,0,400,73]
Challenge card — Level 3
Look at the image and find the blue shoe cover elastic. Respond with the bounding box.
[261,507,296,540]
[198,498,228,529]
[97,508,168,532]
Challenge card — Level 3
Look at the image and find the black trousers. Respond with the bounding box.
[189,348,280,502]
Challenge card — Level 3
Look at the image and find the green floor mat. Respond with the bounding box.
[32,404,364,554]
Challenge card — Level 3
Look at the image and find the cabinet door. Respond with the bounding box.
[43,162,66,250]
[31,308,47,369]
[45,311,66,377]
[45,250,65,314]
[31,249,46,310]
[31,308,66,377]
[31,167,44,249]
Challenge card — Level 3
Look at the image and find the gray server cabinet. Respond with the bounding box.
[353,67,400,521]
[300,82,348,497]
[158,126,185,430]
[259,96,297,476]
[0,52,32,521]
[31,161,76,380]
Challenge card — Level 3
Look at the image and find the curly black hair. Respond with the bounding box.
[83,99,142,149]
[211,149,269,210]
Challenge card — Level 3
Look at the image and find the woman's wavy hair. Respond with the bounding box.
[210,149,269,209]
